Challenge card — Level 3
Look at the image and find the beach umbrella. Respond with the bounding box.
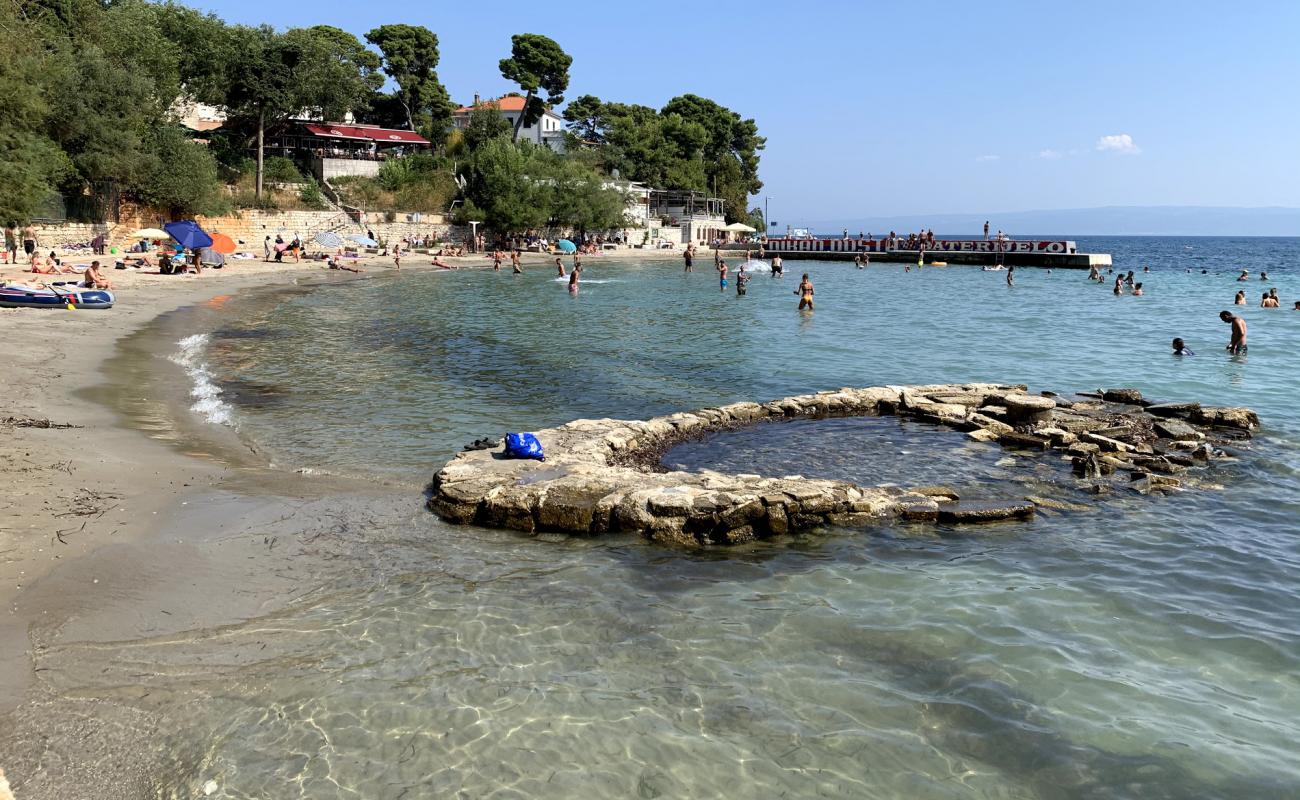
[722,222,756,233]
[556,239,577,253]
[209,232,237,254]
[164,220,213,251]
[348,234,379,247]
[130,227,169,239]
[314,231,344,248]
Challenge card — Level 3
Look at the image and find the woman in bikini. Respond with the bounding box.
[796,273,814,310]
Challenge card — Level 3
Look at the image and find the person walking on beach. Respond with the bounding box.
[1220,311,1247,354]
[21,224,37,264]
[392,242,402,268]
[263,236,272,262]
[3,224,16,265]
[796,273,814,310]
[683,244,694,272]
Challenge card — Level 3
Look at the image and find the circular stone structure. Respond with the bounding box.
[427,384,1258,547]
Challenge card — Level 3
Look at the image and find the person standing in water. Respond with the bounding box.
[1261,292,1279,308]
[736,265,749,296]
[1220,311,1247,354]
[1006,265,1015,286]
[796,273,814,310]
[1113,275,1124,295]
[717,259,728,291]
[771,254,783,277]
[683,244,694,272]
[511,250,522,273]
[1171,338,1195,356]
[493,251,501,271]
[568,265,581,294]
[555,257,566,277]
[392,242,402,268]
[1234,290,1246,305]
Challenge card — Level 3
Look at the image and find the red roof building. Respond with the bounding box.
[451,95,567,153]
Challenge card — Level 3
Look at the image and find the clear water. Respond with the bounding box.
[16,237,1300,798]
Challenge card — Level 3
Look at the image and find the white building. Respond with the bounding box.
[451,95,566,153]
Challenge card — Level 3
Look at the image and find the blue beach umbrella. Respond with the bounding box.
[348,234,379,247]
[164,220,213,251]
[314,231,344,248]
[556,239,577,253]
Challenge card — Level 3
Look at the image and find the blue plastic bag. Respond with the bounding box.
[504,432,545,461]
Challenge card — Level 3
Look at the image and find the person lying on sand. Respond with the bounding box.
[431,258,455,270]
[327,255,363,273]
[29,253,71,274]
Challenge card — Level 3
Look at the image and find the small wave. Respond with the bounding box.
[169,333,234,425]
[551,277,621,284]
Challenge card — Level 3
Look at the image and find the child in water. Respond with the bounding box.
[1171,338,1194,356]
[736,266,749,296]
[555,257,566,277]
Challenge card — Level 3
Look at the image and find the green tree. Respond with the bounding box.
[365,24,453,138]
[498,34,572,142]
[561,94,605,143]
[218,24,380,198]
[661,94,765,221]
[132,125,227,216]
[464,138,550,233]
[462,107,514,152]
[0,1,70,222]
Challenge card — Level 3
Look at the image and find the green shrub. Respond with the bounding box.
[298,178,328,210]
[262,156,303,184]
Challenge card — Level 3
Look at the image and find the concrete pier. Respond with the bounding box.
[756,238,1110,269]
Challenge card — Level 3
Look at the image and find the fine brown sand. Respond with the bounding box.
[0,244,682,797]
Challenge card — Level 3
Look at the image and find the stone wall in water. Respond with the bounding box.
[428,384,1258,547]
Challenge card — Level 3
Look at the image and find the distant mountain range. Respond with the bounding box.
[804,206,1300,237]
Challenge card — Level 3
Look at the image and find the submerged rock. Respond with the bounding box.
[937,501,1036,523]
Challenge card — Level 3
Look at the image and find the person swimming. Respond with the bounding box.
[1261,292,1279,308]
[1235,290,1246,305]
[1133,282,1144,296]
[1113,276,1124,295]
[796,273,814,310]
[1171,337,1194,356]
[1237,269,1250,281]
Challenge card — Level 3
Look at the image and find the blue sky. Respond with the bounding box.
[198,0,1299,225]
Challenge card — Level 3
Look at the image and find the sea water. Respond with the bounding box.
[17,237,1300,798]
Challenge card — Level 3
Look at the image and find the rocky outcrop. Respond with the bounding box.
[427,384,1256,546]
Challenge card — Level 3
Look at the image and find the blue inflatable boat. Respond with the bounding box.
[0,282,115,309]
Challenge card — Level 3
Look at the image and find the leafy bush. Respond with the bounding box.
[262,156,303,184]
[298,177,328,210]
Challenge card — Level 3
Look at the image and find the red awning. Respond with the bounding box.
[301,123,430,145]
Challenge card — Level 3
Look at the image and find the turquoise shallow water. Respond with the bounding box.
[27,238,1300,797]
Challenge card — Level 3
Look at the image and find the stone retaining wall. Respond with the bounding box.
[428,384,1257,547]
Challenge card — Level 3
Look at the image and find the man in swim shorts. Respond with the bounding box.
[22,224,36,263]
[717,259,728,291]
[555,257,566,277]
[683,245,693,272]
[1220,311,1247,354]
[771,255,783,277]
